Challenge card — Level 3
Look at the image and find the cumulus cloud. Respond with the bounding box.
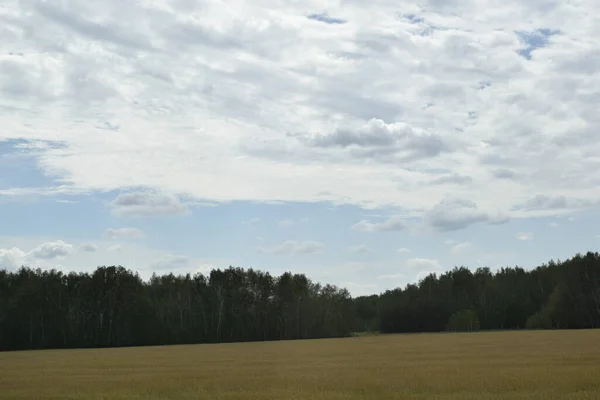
[515,194,600,212]
[0,240,74,269]
[257,240,325,255]
[520,195,569,210]
[28,240,74,260]
[0,248,27,270]
[291,119,451,163]
[352,216,407,232]
[423,199,508,232]
[111,191,189,217]
[103,228,145,240]
[0,238,229,282]
[78,243,98,252]
[1,0,600,223]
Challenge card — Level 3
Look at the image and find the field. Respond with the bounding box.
[1,330,600,399]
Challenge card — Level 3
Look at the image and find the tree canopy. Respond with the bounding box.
[368,252,600,335]
[1,251,600,351]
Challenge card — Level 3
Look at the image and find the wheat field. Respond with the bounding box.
[1,330,600,399]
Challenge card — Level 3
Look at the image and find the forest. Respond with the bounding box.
[1,251,600,351]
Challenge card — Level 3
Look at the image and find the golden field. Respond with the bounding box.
[1,330,600,399]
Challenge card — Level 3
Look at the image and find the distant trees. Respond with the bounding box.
[352,294,379,332]
[0,266,353,351]
[446,310,480,332]
[365,252,600,335]
[1,251,600,351]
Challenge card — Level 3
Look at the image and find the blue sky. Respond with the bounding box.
[1,0,599,295]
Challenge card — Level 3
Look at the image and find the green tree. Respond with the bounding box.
[446,309,480,332]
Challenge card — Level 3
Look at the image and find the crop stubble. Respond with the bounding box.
[1,330,599,399]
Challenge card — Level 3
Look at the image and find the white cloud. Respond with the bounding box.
[290,118,452,162]
[397,247,410,253]
[257,240,325,255]
[451,241,475,255]
[78,243,98,252]
[103,228,145,240]
[516,232,533,241]
[0,236,231,281]
[352,216,407,232]
[0,248,27,270]
[28,240,73,260]
[515,194,600,212]
[422,198,508,232]
[111,191,189,217]
[0,240,74,269]
[0,0,598,223]
[517,194,569,210]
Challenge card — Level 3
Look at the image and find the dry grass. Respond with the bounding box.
[1,330,600,399]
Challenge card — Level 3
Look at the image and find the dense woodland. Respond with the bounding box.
[1,251,600,351]
[358,251,600,334]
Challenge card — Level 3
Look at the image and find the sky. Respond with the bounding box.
[1,0,600,296]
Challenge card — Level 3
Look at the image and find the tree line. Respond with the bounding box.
[354,251,600,334]
[0,266,353,351]
[1,251,599,351]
